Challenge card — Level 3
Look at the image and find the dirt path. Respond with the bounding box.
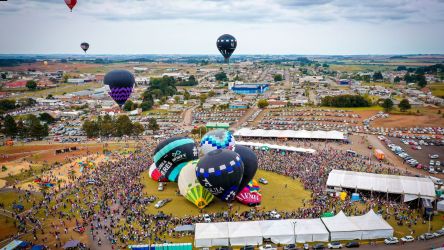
[231,107,257,130]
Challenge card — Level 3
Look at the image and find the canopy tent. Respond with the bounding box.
[291,219,330,243]
[129,243,192,250]
[348,210,393,240]
[30,246,45,250]
[236,141,316,154]
[62,240,80,249]
[206,122,229,130]
[194,222,229,247]
[0,240,28,250]
[260,220,294,244]
[228,221,263,246]
[234,128,346,140]
[321,211,362,241]
[326,170,436,200]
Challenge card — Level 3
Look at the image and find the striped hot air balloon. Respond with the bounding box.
[148,163,168,182]
[178,160,214,209]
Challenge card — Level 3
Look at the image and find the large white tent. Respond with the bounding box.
[234,128,346,140]
[236,141,316,154]
[260,220,295,244]
[291,219,330,243]
[228,221,263,246]
[348,210,393,240]
[321,211,362,241]
[326,170,436,200]
[194,222,229,247]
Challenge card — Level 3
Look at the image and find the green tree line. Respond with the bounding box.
[321,95,371,107]
[82,114,144,138]
[2,114,49,139]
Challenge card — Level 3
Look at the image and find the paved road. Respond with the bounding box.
[358,237,444,250]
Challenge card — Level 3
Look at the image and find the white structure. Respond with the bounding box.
[321,211,362,241]
[236,141,315,154]
[326,170,436,200]
[228,221,263,246]
[194,222,229,247]
[348,210,393,240]
[234,128,346,140]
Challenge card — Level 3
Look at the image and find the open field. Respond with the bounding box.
[142,169,312,216]
[8,82,102,99]
[429,83,444,98]
[372,107,444,128]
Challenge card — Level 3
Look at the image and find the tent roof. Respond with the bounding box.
[228,221,262,238]
[260,220,294,237]
[234,128,346,140]
[290,218,330,235]
[195,222,229,240]
[326,170,436,199]
[174,224,195,232]
[321,211,360,232]
[236,141,315,154]
[63,240,80,249]
[0,240,24,250]
[348,210,393,231]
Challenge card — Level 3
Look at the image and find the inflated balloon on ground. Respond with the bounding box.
[200,129,235,155]
[154,137,198,182]
[148,163,168,182]
[233,145,258,191]
[178,160,214,208]
[196,149,244,202]
[236,179,262,206]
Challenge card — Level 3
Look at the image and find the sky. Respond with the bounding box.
[1,0,444,55]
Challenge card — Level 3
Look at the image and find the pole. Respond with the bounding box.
[292,221,297,245]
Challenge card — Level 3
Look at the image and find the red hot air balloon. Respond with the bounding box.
[65,0,77,12]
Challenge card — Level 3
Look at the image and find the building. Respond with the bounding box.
[231,83,269,95]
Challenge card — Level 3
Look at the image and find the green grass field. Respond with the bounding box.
[12,82,102,99]
[429,83,444,97]
[141,169,312,216]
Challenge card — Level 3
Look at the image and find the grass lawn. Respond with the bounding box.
[429,83,444,97]
[0,215,18,242]
[141,169,312,217]
[12,82,102,99]
[0,189,42,211]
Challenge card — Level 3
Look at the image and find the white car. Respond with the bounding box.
[384,237,399,245]
[327,242,343,249]
[158,182,164,191]
[430,154,439,159]
[259,178,268,184]
[269,210,281,219]
[259,244,277,250]
[401,235,414,242]
[203,214,211,223]
[430,160,435,166]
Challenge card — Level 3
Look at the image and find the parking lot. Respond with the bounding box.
[387,137,443,174]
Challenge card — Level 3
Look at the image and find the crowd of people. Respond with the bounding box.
[2,138,437,249]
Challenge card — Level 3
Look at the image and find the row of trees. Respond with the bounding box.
[176,75,198,86]
[3,114,49,138]
[81,114,144,138]
[0,98,36,113]
[381,98,412,112]
[321,95,371,107]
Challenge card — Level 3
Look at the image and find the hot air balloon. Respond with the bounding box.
[80,42,89,53]
[154,137,198,182]
[43,61,48,66]
[178,160,214,208]
[65,0,77,12]
[233,145,258,191]
[148,163,168,182]
[196,149,244,202]
[236,179,262,206]
[200,129,235,155]
[104,70,135,107]
[216,34,237,63]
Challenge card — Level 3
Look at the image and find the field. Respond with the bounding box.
[141,169,312,216]
[372,107,444,128]
[429,83,444,98]
[9,82,102,99]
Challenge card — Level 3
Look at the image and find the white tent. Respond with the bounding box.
[348,210,394,240]
[326,170,436,200]
[236,141,316,154]
[321,211,362,241]
[290,219,330,243]
[260,220,295,244]
[194,222,229,247]
[228,221,263,246]
[234,128,346,140]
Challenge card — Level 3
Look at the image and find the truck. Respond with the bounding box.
[374,149,385,160]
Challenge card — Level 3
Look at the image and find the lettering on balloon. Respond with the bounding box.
[208,187,224,195]
[202,178,213,188]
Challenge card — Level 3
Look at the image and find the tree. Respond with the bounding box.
[115,115,133,136]
[39,113,55,124]
[148,118,159,131]
[26,80,37,90]
[273,74,283,82]
[174,96,181,103]
[0,99,16,112]
[199,94,207,104]
[215,72,228,81]
[3,115,17,136]
[372,72,383,81]
[82,120,99,138]
[100,114,114,136]
[417,74,427,88]
[208,90,216,98]
[381,98,394,113]
[399,99,411,112]
[133,122,144,136]
[140,101,153,111]
[394,76,401,83]
[183,90,190,100]
[123,100,134,111]
[26,114,46,138]
[257,99,269,109]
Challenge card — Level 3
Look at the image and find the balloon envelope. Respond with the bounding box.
[104,70,135,107]
[65,0,77,11]
[233,145,258,192]
[196,149,244,202]
[200,129,235,155]
[236,182,262,206]
[216,34,237,63]
[80,42,89,53]
[148,163,168,182]
[154,137,198,182]
[178,160,214,208]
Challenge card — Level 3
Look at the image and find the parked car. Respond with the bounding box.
[327,242,342,249]
[303,243,309,250]
[419,233,435,240]
[158,182,164,191]
[154,199,171,209]
[433,229,444,237]
[401,235,414,242]
[283,244,296,250]
[430,154,439,159]
[384,237,399,244]
[430,160,435,166]
[345,242,359,248]
[259,178,268,184]
[268,210,281,219]
[259,244,277,250]
[313,243,325,250]
[240,246,254,250]
[203,214,211,223]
